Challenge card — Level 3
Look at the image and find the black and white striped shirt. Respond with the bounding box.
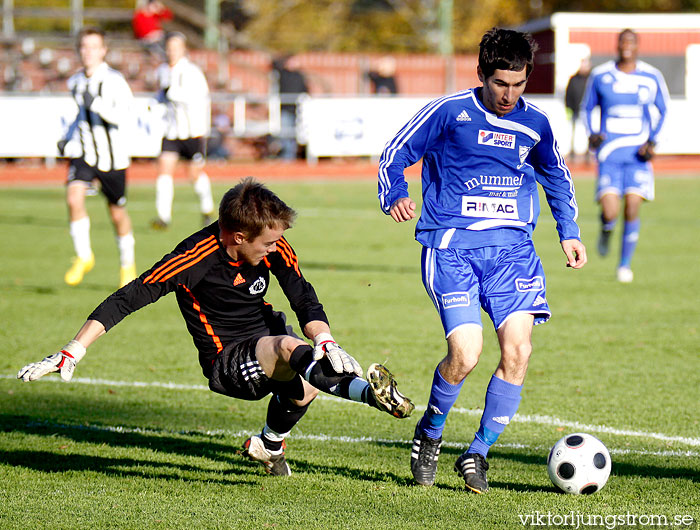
[156,57,210,140]
[66,62,133,171]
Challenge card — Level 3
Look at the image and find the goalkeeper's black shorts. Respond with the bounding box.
[208,336,306,402]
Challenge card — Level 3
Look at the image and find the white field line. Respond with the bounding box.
[17,420,700,459]
[3,374,700,448]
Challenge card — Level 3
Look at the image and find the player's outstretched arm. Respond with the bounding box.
[389,197,417,223]
[561,239,587,269]
[17,320,105,382]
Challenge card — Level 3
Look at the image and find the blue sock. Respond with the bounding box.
[467,375,523,457]
[619,219,640,268]
[418,366,464,439]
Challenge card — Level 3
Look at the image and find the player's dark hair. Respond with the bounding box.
[165,31,187,44]
[76,27,106,49]
[618,28,638,43]
[478,27,538,79]
[218,177,296,238]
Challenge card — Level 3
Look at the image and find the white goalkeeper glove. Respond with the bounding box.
[17,340,86,382]
[313,333,363,377]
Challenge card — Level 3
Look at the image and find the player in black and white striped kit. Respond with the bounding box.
[151,32,214,230]
[59,27,136,288]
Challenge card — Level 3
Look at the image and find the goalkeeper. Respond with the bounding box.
[18,177,413,476]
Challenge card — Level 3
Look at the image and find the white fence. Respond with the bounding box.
[0,94,695,161]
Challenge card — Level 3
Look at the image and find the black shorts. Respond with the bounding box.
[208,336,306,402]
[67,158,127,206]
[161,137,205,162]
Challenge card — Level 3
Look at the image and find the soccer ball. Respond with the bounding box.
[547,432,612,494]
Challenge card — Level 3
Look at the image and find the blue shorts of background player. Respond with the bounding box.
[421,238,551,336]
[596,159,655,202]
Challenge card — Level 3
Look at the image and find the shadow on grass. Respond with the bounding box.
[361,439,557,493]
[0,281,114,295]
[0,414,262,485]
[0,414,409,487]
[0,214,69,230]
[488,446,700,485]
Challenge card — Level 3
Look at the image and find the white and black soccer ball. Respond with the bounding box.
[547,432,612,494]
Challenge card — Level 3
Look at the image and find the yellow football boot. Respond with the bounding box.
[64,254,95,286]
[119,263,137,288]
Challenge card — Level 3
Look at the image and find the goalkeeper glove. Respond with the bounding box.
[313,333,363,377]
[588,133,604,150]
[17,340,86,382]
[637,140,656,162]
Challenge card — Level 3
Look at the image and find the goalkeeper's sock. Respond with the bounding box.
[261,395,311,452]
[69,216,92,260]
[467,375,522,457]
[619,219,640,268]
[288,345,375,406]
[155,174,174,223]
[418,366,464,439]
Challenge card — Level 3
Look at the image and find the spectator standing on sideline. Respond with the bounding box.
[207,107,232,160]
[583,29,669,283]
[367,56,398,95]
[272,56,308,160]
[377,28,586,493]
[151,32,214,230]
[564,56,591,162]
[132,0,173,58]
[58,27,136,288]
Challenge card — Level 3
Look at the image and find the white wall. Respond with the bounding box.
[0,94,693,160]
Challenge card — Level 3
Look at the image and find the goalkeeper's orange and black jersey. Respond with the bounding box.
[88,222,327,376]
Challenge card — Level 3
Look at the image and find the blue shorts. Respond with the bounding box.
[421,239,551,336]
[597,160,654,201]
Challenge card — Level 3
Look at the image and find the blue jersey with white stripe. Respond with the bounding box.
[583,60,669,164]
[378,88,580,249]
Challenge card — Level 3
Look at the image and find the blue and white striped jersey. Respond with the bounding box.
[378,88,580,249]
[582,60,669,163]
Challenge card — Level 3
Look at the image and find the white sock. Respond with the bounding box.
[261,424,288,454]
[155,174,174,223]
[193,172,214,215]
[69,217,92,260]
[116,232,135,268]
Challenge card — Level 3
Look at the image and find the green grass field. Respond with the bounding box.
[0,175,698,529]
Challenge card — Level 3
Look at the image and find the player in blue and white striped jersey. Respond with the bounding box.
[59,27,136,288]
[583,29,669,283]
[377,28,587,493]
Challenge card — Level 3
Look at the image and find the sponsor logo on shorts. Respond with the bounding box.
[249,277,266,295]
[515,276,544,292]
[478,130,515,149]
[462,196,518,219]
[441,291,470,309]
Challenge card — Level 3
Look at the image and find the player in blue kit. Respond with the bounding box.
[377,28,587,493]
[583,29,669,283]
